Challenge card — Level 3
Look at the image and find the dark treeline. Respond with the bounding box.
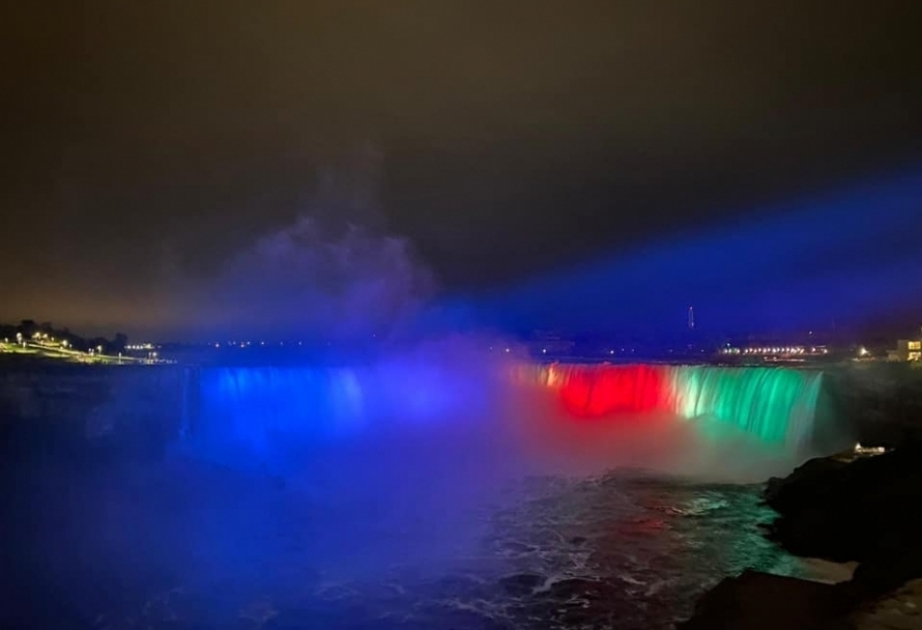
[0,320,128,354]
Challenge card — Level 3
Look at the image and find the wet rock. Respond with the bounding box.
[851,548,922,598]
[849,579,922,630]
[681,446,922,629]
[763,456,849,512]
[676,570,849,630]
[764,445,922,589]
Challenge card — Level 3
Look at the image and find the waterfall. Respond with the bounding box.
[186,359,502,468]
[197,366,367,441]
[529,363,824,449]
[185,362,824,471]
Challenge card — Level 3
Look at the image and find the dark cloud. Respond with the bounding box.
[1,1,921,336]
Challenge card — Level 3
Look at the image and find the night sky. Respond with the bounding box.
[2,2,921,339]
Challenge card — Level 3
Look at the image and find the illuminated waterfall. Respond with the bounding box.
[198,366,368,440]
[188,359,497,465]
[528,363,824,448]
[187,362,824,469]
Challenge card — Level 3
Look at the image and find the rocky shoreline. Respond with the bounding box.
[678,444,922,629]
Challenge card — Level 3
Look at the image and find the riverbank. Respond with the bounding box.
[678,443,922,628]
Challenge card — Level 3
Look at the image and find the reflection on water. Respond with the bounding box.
[9,456,827,630]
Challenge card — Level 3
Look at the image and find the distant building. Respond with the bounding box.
[891,331,922,362]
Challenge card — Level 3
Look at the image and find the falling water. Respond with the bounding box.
[187,361,825,471]
[184,356,505,473]
[526,363,824,450]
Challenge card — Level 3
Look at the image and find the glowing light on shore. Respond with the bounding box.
[855,442,885,455]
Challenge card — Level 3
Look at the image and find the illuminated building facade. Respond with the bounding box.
[893,333,922,362]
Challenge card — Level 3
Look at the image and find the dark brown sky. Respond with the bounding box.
[2,1,921,336]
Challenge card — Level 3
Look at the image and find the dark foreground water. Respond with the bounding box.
[5,451,834,630]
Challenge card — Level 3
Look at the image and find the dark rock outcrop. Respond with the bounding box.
[676,570,850,630]
[764,446,922,595]
[847,578,922,629]
[823,365,922,449]
[681,445,922,628]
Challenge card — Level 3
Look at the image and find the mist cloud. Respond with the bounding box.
[201,217,433,341]
[161,153,435,343]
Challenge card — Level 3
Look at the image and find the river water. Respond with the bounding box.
[9,447,836,630]
[6,358,842,629]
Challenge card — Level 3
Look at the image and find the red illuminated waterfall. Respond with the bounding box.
[550,364,669,417]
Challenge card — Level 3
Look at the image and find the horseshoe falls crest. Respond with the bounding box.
[187,362,826,472]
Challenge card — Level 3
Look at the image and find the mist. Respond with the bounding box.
[157,152,435,344]
[198,217,431,342]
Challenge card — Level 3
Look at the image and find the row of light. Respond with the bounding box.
[17,332,73,348]
[721,346,829,355]
[126,343,157,351]
[131,341,330,349]
[10,334,102,354]
[215,341,305,348]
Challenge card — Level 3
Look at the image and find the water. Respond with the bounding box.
[5,359,838,629]
[16,458,829,630]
